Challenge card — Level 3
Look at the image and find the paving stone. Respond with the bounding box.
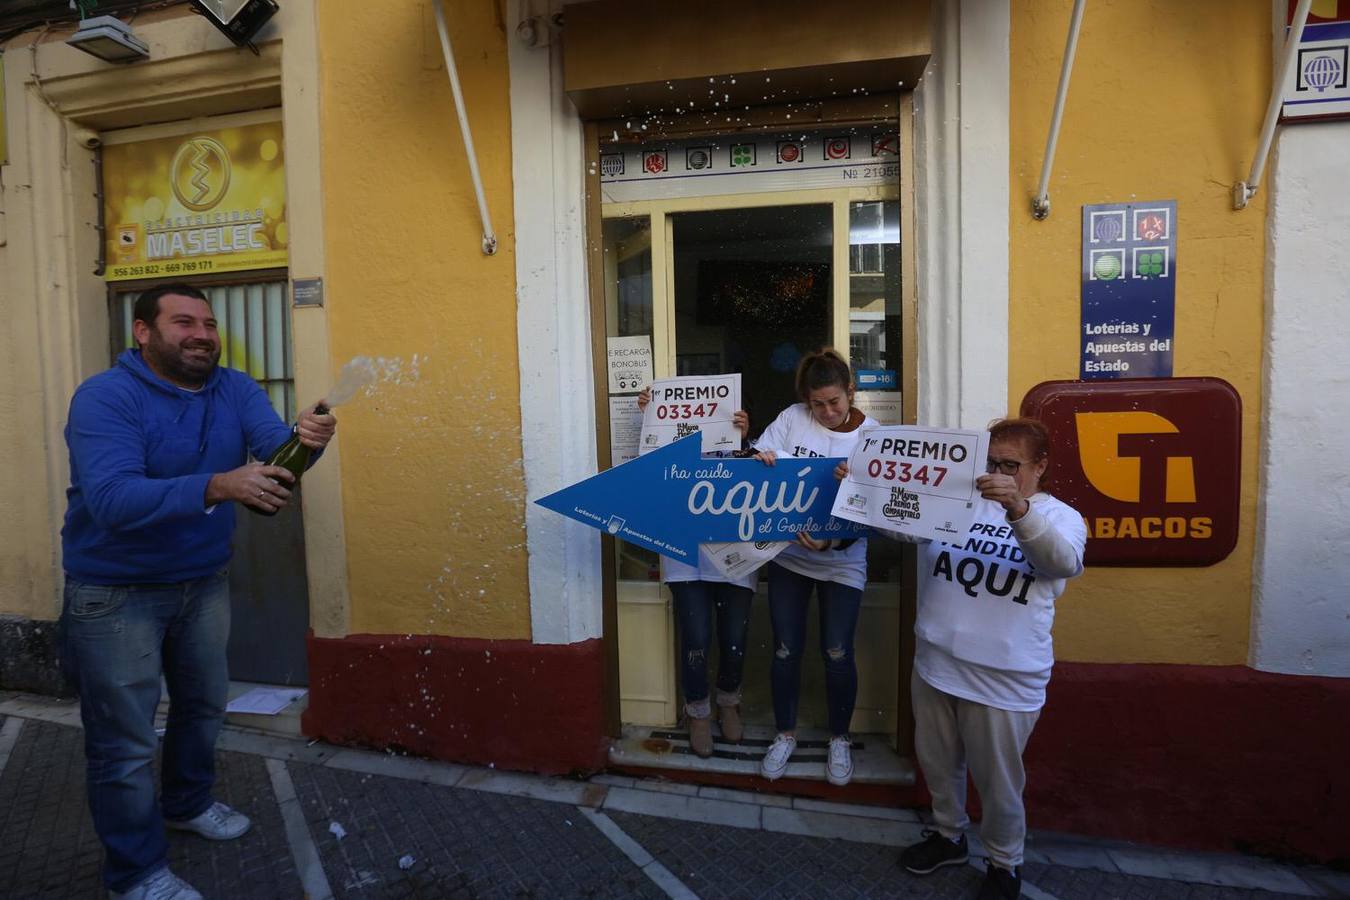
[0,708,1336,900]
[0,719,109,898]
[287,759,665,899]
[1021,862,1313,900]
[608,808,984,899]
[0,719,301,900]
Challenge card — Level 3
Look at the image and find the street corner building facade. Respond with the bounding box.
[2,0,1348,868]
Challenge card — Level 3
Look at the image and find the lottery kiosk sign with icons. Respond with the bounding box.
[1080,200,1177,380]
[1281,0,1350,122]
[102,119,288,281]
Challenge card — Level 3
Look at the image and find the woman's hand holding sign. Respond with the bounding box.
[976,472,1028,519]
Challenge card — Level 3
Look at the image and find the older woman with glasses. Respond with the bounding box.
[842,417,1086,900]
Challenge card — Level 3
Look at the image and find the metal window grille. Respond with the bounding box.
[109,281,295,421]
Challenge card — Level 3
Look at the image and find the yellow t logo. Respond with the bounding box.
[1075,412,1197,503]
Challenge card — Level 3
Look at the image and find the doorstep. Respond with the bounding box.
[609,722,916,786]
[223,680,308,737]
[151,680,308,739]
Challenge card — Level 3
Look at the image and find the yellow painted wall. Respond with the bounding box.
[1009,1,1270,665]
[317,2,529,639]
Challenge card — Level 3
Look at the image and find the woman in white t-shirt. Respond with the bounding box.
[752,350,878,787]
[842,417,1086,900]
[637,387,754,758]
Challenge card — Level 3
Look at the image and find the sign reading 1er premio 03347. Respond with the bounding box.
[830,426,990,542]
[640,375,742,456]
[1081,200,1176,379]
[102,120,287,281]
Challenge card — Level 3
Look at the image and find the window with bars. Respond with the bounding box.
[109,280,296,422]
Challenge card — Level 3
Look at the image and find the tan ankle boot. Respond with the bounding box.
[689,716,714,757]
[719,704,744,743]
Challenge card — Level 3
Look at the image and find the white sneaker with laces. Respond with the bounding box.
[760,732,797,781]
[110,867,203,900]
[827,735,854,786]
[166,801,252,841]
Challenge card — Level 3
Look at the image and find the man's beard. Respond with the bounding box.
[144,327,220,387]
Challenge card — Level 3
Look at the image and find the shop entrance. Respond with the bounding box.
[595,126,915,783]
[99,109,308,690]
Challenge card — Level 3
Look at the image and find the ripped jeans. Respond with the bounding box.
[766,562,862,737]
[669,581,753,719]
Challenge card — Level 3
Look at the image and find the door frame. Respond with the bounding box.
[584,95,919,746]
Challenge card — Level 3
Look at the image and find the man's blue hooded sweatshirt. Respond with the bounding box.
[62,349,294,584]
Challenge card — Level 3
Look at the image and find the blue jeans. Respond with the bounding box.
[766,562,862,737]
[61,570,231,893]
[669,581,753,717]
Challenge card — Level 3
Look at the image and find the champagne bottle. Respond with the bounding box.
[252,403,328,517]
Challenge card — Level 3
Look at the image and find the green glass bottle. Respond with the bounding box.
[252,403,327,517]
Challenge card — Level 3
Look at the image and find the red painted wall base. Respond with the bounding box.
[302,633,609,775]
[1023,662,1350,865]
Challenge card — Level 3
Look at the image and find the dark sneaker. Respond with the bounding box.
[899,828,968,874]
[976,861,1022,900]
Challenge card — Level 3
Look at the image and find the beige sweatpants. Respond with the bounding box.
[911,671,1041,870]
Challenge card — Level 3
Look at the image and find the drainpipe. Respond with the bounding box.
[1031,0,1086,220]
[431,0,498,255]
[1233,0,1312,210]
[91,143,107,277]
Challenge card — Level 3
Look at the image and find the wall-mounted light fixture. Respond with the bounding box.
[66,15,150,64]
[188,0,279,52]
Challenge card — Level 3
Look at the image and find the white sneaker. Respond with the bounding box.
[110,868,203,900]
[827,735,855,786]
[166,801,251,840]
[760,733,797,781]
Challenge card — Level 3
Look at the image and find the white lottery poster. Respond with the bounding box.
[831,425,990,542]
[607,335,653,394]
[608,395,643,465]
[639,374,742,456]
[854,391,903,426]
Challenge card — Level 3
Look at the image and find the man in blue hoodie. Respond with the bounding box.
[61,283,336,900]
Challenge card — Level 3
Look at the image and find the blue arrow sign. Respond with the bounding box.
[534,433,870,562]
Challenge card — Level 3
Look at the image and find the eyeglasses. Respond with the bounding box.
[985,457,1023,476]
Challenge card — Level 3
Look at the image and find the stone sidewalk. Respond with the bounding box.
[2,693,1347,900]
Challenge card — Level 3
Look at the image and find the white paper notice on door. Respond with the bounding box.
[607,335,653,394]
[854,390,903,426]
[608,394,643,465]
[639,374,742,456]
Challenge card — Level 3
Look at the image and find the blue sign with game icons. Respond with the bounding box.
[1080,200,1177,380]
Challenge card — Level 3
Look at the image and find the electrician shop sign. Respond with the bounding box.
[102,119,288,281]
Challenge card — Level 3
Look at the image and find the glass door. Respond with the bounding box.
[603,191,904,736]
